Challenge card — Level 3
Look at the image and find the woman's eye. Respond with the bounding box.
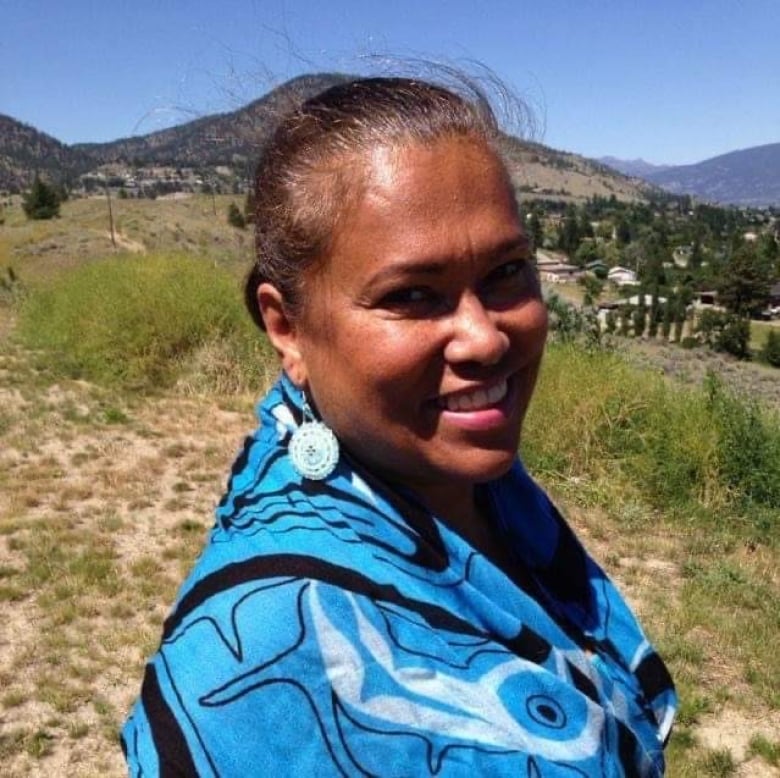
[490,260,524,281]
[480,260,531,304]
[378,287,444,316]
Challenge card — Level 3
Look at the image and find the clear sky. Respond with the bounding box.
[2,0,778,165]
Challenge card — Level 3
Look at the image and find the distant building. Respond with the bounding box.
[607,266,638,286]
[539,263,583,284]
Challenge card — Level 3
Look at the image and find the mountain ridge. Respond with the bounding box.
[642,142,780,207]
[0,75,695,204]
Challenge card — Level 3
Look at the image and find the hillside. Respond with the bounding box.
[0,115,92,192]
[502,138,657,202]
[2,74,652,202]
[644,142,780,207]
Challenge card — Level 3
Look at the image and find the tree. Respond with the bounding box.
[527,211,543,255]
[578,274,603,307]
[661,298,673,339]
[689,237,703,270]
[22,175,61,220]
[648,285,660,338]
[558,206,580,258]
[697,310,751,359]
[757,233,779,276]
[717,243,772,318]
[760,329,780,368]
[615,217,631,247]
[632,298,647,337]
[574,239,599,268]
[227,202,246,229]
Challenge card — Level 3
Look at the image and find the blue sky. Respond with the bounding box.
[2,0,778,165]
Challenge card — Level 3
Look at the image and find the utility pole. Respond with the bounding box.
[105,183,117,249]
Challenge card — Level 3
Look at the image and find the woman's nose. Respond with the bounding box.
[443,293,510,366]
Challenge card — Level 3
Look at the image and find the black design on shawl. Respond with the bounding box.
[141,663,203,777]
[161,554,554,669]
[635,651,675,704]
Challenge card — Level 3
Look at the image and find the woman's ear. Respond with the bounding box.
[256,283,308,387]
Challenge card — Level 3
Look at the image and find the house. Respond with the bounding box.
[535,249,567,267]
[617,294,668,308]
[692,291,719,308]
[539,263,583,284]
[768,281,780,317]
[607,266,638,286]
[585,259,608,278]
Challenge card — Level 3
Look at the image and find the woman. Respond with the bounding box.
[123,77,675,776]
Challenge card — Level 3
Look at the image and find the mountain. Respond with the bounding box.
[643,143,780,207]
[598,157,672,178]
[72,73,351,175]
[2,73,653,203]
[0,115,92,192]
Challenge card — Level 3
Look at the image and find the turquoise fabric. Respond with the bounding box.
[123,374,676,776]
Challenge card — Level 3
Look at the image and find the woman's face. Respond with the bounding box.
[276,137,548,513]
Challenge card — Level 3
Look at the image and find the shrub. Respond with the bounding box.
[18,252,273,391]
[545,293,600,348]
[696,309,751,359]
[760,329,780,368]
[22,176,61,220]
[227,202,246,229]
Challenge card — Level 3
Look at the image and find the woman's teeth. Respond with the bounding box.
[440,381,507,412]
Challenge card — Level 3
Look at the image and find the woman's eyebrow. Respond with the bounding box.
[364,236,532,287]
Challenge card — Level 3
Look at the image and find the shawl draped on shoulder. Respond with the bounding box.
[123,375,676,777]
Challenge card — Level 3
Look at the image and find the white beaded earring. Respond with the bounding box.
[288,391,339,480]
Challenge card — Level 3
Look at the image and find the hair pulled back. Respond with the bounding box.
[245,77,503,330]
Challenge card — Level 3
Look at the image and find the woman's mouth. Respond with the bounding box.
[437,380,508,412]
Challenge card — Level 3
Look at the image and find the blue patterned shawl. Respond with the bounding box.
[123,375,676,777]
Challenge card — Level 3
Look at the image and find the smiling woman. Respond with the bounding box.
[123,77,676,777]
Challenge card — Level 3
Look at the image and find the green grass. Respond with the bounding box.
[750,319,779,351]
[17,251,275,392]
[524,343,780,526]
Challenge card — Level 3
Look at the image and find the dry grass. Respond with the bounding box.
[0,338,260,776]
[3,193,252,286]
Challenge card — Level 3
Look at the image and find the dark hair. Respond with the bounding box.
[245,77,503,330]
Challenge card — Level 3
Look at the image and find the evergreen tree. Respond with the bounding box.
[22,175,61,220]
[619,307,631,336]
[227,202,246,229]
[661,298,673,339]
[558,206,580,258]
[527,211,543,255]
[673,299,687,342]
[632,298,647,337]
[717,242,772,317]
[761,329,780,368]
[615,217,632,247]
[648,285,660,338]
[689,237,703,270]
